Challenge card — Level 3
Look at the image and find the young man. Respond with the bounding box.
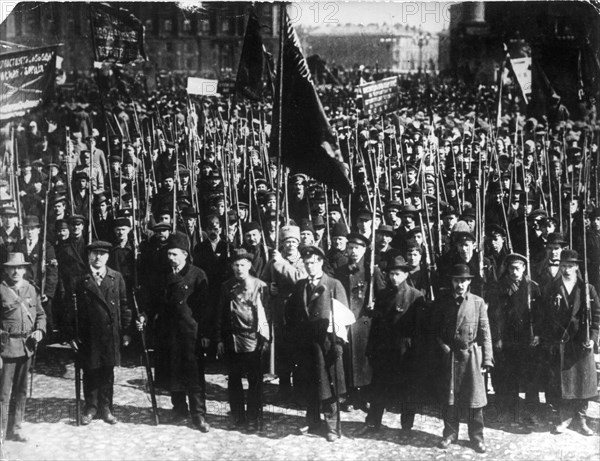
[70,241,131,425]
[216,249,270,432]
[543,249,599,436]
[0,253,46,442]
[285,246,349,442]
[436,264,493,453]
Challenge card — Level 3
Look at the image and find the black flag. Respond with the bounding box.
[270,14,352,195]
[90,3,146,64]
[235,9,266,101]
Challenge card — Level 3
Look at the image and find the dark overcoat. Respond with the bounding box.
[286,273,349,401]
[154,263,209,392]
[543,277,600,400]
[72,268,131,369]
[335,258,372,388]
[435,290,493,408]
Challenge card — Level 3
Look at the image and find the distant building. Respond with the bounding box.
[299,23,441,74]
[0,2,279,78]
[447,1,600,118]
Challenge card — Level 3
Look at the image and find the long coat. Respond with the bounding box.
[367,281,424,402]
[71,268,131,369]
[335,258,372,388]
[154,263,209,392]
[15,239,59,299]
[435,290,493,408]
[542,277,600,400]
[0,280,46,358]
[286,273,349,401]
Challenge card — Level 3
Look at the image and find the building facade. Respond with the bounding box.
[0,2,279,79]
[299,22,441,75]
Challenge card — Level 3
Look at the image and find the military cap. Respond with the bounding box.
[300,245,326,260]
[504,253,528,266]
[31,159,44,167]
[153,222,171,232]
[357,208,374,221]
[460,208,476,220]
[93,193,109,207]
[69,214,85,224]
[73,170,89,181]
[454,231,476,243]
[179,168,190,177]
[237,201,249,210]
[406,226,424,238]
[384,200,403,212]
[113,217,131,228]
[290,173,308,184]
[328,203,342,214]
[486,224,506,237]
[400,205,418,217]
[254,178,268,189]
[116,208,132,219]
[87,240,112,253]
[55,219,69,230]
[347,233,370,247]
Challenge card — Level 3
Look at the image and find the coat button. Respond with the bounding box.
[179,301,183,305]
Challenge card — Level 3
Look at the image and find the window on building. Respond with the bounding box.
[166,42,173,52]
[145,19,153,33]
[164,19,172,33]
[187,57,195,69]
[183,19,192,33]
[186,42,195,53]
[221,19,230,33]
[199,20,210,33]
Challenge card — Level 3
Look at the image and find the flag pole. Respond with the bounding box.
[274,3,285,253]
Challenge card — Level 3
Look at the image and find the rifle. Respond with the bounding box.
[131,191,160,424]
[581,162,592,350]
[328,289,342,439]
[70,292,81,426]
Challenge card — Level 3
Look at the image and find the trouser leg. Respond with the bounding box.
[401,410,416,430]
[443,404,460,440]
[96,367,114,414]
[189,355,207,420]
[10,357,30,434]
[246,351,263,422]
[467,407,484,443]
[365,402,385,428]
[82,367,101,416]
[0,357,25,439]
[227,353,245,423]
[171,391,188,414]
[322,398,339,435]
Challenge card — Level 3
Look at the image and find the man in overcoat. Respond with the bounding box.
[488,253,543,423]
[139,233,211,432]
[355,255,425,437]
[543,249,599,436]
[334,233,372,411]
[285,246,349,442]
[0,253,46,442]
[435,264,493,454]
[216,249,270,432]
[70,241,131,425]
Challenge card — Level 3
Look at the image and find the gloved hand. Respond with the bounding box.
[29,330,43,343]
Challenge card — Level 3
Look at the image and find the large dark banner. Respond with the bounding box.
[90,3,146,64]
[0,45,57,121]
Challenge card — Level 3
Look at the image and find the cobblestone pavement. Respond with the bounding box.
[2,347,599,461]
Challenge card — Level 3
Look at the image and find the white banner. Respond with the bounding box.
[511,57,532,104]
[186,77,218,96]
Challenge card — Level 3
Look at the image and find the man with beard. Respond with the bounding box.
[138,233,210,432]
[242,222,268,278]
[355,255,424,438]
[262,225,307,401]
[543,250,599,436]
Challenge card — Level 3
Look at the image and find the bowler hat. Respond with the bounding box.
[387,255,411,271]
[449,264,474,279]
[23,215,40,228]
[560,249,581,264]
[3,253,30,267]
[331,222,349,238]
[376,224,395,236]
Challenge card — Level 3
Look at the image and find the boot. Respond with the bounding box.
[0,403,9,443]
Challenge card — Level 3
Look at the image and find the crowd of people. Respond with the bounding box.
[0,73,599,454]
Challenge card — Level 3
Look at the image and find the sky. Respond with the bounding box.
[290,1,452,32]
